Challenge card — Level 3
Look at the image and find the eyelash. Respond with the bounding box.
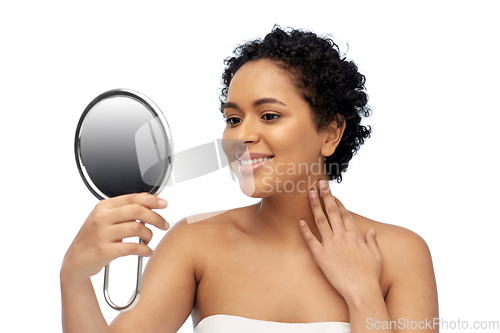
[224,113,280,126]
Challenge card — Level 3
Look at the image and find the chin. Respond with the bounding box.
[236,177,272,198]
[243,189,275,199]
[238,176,294,198]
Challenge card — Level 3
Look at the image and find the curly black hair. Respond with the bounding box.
[220,26,372,183]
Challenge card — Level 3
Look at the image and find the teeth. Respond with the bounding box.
[240,156,273,165]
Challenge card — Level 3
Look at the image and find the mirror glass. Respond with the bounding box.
[75,89,173,200]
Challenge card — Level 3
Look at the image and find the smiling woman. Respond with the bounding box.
[61,26,438,333]
[220,26,373,184]
[221,58,339,197]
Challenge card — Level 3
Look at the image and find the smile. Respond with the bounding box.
[239,156,274,165]
[238,156,275,175]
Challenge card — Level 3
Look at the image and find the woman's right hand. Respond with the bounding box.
[61,192,170,282]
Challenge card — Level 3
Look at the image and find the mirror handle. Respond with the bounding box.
[103,238,144,311]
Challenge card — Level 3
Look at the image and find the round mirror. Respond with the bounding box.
[74,88,173,311]
[75,89,173,199]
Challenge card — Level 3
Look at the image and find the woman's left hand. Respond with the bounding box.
[299,180,383,301]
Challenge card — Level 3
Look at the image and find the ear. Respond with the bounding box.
[320,115,346,157]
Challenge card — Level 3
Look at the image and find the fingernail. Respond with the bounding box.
[319,180,328,191]
[158,199,168,208]
[309,190,317,198]
[164,221,170,230]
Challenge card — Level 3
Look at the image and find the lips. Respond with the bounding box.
[237,155,275,175]
[239,155,274,166]
[235,153,274,161]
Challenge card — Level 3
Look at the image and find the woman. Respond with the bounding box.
[61,26,438,333]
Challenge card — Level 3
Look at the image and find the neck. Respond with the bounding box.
[248,175,330,248]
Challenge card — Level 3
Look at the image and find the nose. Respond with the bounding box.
[233,117,260,144]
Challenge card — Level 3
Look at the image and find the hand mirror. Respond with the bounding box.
[75,88,173,311]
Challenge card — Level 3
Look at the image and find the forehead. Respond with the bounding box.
[227,59,299,102]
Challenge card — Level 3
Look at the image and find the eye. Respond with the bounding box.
[224,116,241,126]
[224,113,280,127]
[262,113,280,121]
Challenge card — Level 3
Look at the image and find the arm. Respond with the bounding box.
[61,193,167,333]
[109,218,198,332]
[60,272,110,333]
[60,193,198,333]
[61,218,198,333]
[378,228,439,331]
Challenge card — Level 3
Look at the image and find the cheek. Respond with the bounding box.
[271,121,319,160]
[222,126,232,138]
[221,128,236,161]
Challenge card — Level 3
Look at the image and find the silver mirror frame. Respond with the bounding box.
[75,88,174,311]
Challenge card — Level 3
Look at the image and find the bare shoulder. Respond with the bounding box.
[350,211,434,282]
[162,207,242,278]
[164,208,236,239]
[351,211,430,253]
[348,212,438,319]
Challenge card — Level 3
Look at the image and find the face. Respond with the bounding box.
[222,59,336,197]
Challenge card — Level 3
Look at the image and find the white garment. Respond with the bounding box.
[194,314,351,333]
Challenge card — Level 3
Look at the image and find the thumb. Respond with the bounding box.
[365,228,381,257]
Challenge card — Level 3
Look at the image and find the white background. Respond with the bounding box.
[1,1,499,332]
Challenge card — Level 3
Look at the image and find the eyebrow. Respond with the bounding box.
[223,97,287,110]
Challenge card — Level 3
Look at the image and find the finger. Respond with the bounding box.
[109,204,169,231]
[318,180,345,233]
[365,228,381,259]
[101,192,168,210]
[308,189,333,239]
[309,180,320,194]
[299,220,322,253]
[333,196,359,233]
[109,221,154,245]
[108,242,154,259]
